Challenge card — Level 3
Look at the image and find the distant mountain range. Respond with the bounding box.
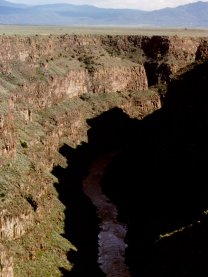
[0,0,208,27]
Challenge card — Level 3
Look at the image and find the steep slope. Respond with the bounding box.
[0,34,158,277]
[0,33,208,276]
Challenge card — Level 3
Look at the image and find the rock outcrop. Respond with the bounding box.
[142,35,201,84]
[0,33,207,277]
[0,97,16,165]
[0,244,13,277]
[92,64,148,93]
[0,209,34,241]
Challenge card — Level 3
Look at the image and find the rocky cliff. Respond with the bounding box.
[102,35,208,84]
[0,97,16,166]
[0,33,208,277]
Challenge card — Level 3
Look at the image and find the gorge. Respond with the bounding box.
[1,33,208,276]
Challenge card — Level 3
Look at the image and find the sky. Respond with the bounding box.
[8,0,206,11]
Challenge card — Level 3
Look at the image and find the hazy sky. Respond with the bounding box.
[9,0,206,10]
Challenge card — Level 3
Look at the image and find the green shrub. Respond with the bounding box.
[20,141,28,148]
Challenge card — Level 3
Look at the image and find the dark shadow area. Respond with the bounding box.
[53,143,105,277]
[102,61,208,276]
[53,60,208,276]
[52,109,132,277]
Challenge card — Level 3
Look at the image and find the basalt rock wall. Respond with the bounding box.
[0,33,207,277]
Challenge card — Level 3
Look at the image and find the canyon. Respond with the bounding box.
[0,33,208,276]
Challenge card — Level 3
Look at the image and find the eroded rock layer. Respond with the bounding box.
[0,33,207,276]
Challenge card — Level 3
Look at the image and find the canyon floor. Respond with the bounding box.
[0,31,208,276]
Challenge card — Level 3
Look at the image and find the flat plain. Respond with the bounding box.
[1,25,208,36]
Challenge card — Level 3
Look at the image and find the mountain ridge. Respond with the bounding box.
[0,1,208,27]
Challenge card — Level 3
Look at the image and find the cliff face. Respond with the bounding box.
[0,244,13,277]
[142,36,202,84]
[92,64,148,93]
[0,97,16,165]
[101,35,208,84]
[0,33,207,277]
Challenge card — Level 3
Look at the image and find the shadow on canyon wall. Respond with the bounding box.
[52,109,132,277]
[53,60,208,276]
